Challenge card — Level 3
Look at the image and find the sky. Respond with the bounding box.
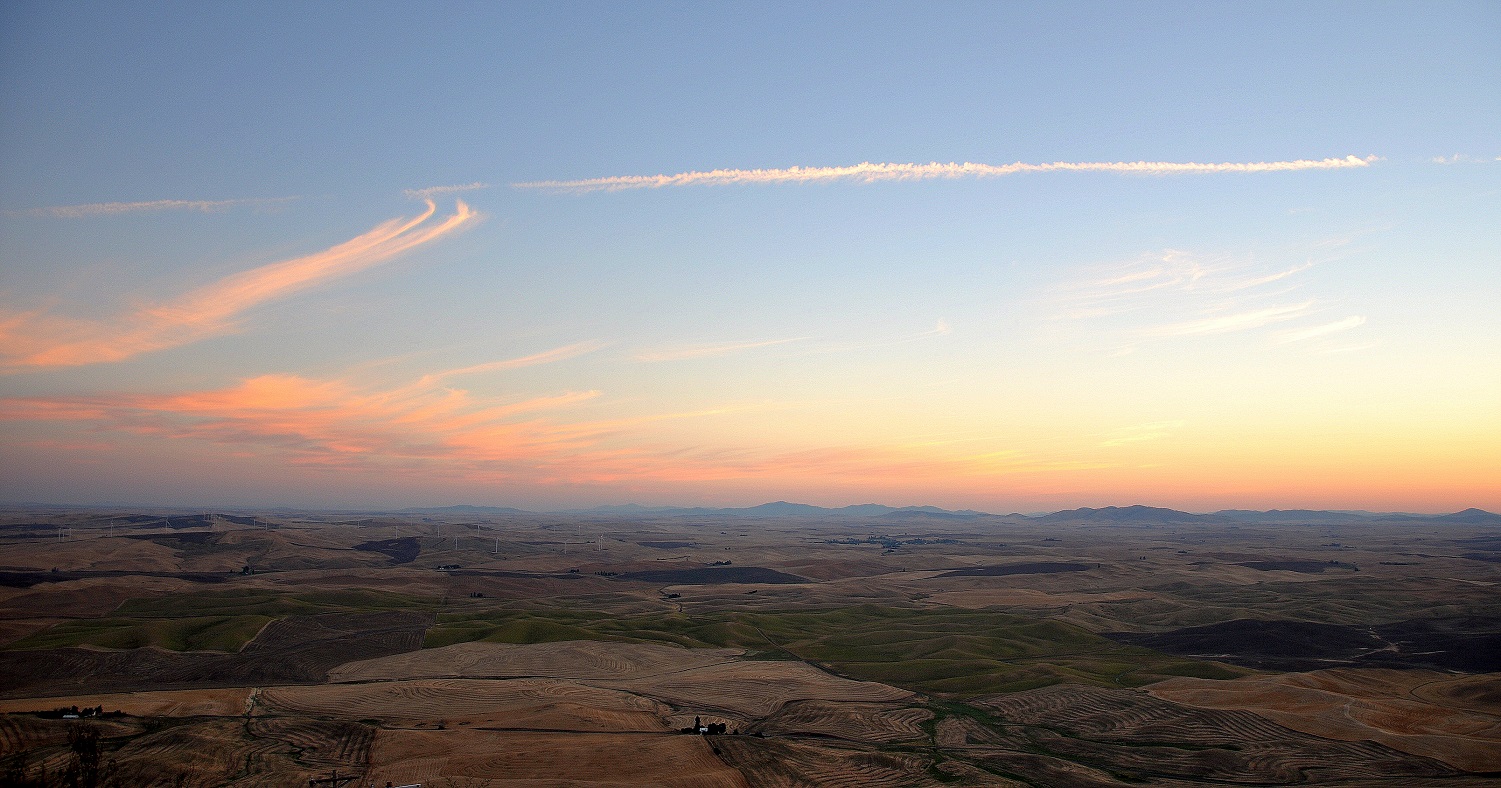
[1,2,1498,513]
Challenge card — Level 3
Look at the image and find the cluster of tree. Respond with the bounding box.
[824,536,956,548]
[36,705,108,719]
[678,716,746,736]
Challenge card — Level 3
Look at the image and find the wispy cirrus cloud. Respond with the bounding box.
[1430,154,1499,165]
[1144,300,1315,337]
[1100,420,1186,448]
[413,340,608,388]
[634,337,807,362]
[1052,248,1366,348]
[0,199,477,370]
[20,196,300,219]
[1275,315,1366,344]
[515,155,1376,193]
[403,182,489,200]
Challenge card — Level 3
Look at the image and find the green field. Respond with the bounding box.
[5,588,445,653]
[113,588,442,618]
[3,615,273,652]
[425,605,1247,694]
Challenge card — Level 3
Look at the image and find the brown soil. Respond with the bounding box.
[329,640,743,683]
[366,729,749,787]
[0,575,196,620]
[260,678,670,731]
[751,700,930,743]
[936,562,1092,577]
[0,687,250,717]
[245,716,374,771]
[1150,669,1501,772]
[715,736,948,788]
[599,660,913,719]
[972,683,1457,783]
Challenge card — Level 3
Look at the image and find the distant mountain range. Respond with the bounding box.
[400,501,1501,525]
[1034,505,1216,524]
[563,501,993,519]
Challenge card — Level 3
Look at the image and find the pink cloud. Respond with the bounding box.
[0,360,1107,490]
[0,200,477,370]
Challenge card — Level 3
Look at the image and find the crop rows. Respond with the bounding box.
[715,737,945,788]
[971,684,1455,782]
[754,700,930,743]
[249,717,373,768]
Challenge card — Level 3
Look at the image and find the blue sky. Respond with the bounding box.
[1,2,1497,511]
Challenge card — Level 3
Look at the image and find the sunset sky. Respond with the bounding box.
[2,2,1497,512]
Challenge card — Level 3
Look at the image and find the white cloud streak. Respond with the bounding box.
[1430,154,1498,165]
[1275,315,1366,344]
[1144,301,1315,337]
[23,196,299,218]
[404,182,490,200]
[516,156,1377,193]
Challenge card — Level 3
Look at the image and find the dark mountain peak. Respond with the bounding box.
[1037,505,1214,523]
[1215,509,1381,524]
[1435,508,1501,525]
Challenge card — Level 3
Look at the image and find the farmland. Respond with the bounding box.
[0,505,1497,785]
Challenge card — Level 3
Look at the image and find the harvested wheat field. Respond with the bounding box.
[0,575,197,620]
[330,640,742,683]
[1412,672,1501,714]
[366,729,749,787]
[751,700,930,743]
[260,678,670,730]
[105,717,284,786]
[972,683,1457,783]
[934,715,1008,748]
[0,715,142,759]
[0,686,250,717]
[0,535,183,573]
[1149,668,1501,772]
[714,735,953,788]
[601,660,914,719]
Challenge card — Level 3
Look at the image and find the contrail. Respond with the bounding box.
[1,200,478,369]
[515,155,1377,193]
[24,196,299,218]
[404,182,489,200]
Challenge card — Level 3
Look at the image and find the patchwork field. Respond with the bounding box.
[0,506,1497,786]
[1149,669,1501,772]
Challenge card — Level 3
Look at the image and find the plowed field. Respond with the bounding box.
[366,729,749,787]
[261,678,670,730]
[715,736,946,788]
[972,684,1457,783]
[602,660,913,718]
[329,639,741,683]
[751,700,930,743]
[0,687,250,717]
[1150,669,1501,772]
